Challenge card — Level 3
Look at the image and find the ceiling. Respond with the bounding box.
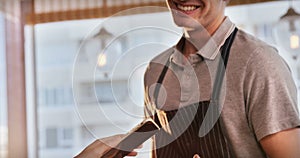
[1,0,280,24]
[228,0,277,5]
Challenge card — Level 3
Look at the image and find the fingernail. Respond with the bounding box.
[193,154,200,158]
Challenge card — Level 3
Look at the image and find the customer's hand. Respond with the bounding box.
[193,154,200,158]
[74,134,139,158]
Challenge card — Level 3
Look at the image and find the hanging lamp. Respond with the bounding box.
[274,0,300,59]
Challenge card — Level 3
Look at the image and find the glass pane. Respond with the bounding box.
[0,13,7,158]
[28,2,300,158]
[33,11,181,157]
[45,128,58,148]
[29,2,300,158]
[35,20,79,157]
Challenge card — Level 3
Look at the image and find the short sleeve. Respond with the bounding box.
[244,46,300,141]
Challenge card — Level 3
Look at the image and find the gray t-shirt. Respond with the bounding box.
[144,18,300,157]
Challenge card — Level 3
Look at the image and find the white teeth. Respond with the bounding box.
[177,4,197,11]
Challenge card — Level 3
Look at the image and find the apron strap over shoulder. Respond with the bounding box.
[212,27,238,101]
[154,28,238,102]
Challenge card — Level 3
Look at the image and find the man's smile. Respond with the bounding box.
[172,1,203,14]
[177,4,198,12]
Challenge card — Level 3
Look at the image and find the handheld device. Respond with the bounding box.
[101,118,160,158]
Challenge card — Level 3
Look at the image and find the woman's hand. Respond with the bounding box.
[74,134,139,158]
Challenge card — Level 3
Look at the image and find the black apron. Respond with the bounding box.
[152,28,238,158]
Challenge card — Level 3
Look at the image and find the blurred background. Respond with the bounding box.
[0,0,300,158]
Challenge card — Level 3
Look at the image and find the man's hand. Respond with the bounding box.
[74,134,139,158]
[260,128,300,158]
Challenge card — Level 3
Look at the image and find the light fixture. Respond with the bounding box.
[93,27,114,68]
[282,8,300,50]
[274,0,300,59]
[80,25,123,79]
[97,53,107,67]
[290,33,299,49]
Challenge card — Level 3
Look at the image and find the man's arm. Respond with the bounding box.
[260,128,300,158]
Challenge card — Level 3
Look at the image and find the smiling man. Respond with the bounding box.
[144,0,300,158]
[168,0,225,35]
[75,1,300,158]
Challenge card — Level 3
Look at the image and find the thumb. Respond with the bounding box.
[193,154,201,158]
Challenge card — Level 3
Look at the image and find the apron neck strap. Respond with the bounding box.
[154,28,238,104]
[211,27,238,101]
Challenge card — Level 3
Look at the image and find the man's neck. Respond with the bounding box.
[206,15,226,35]
[182,40,197,57]
[182,16,226,57]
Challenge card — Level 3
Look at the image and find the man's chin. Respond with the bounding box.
[173,17,203,31]
[171,12,202,29]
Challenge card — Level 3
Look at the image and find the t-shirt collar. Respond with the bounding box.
[170,17,235,66]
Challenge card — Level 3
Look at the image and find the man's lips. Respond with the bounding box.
[173,1,202,13]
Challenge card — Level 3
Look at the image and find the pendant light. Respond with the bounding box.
[274,0,300,59]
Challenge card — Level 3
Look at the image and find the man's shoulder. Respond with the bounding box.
[235,29,280,61]
[235,29,291,75]
[236,29,277,51]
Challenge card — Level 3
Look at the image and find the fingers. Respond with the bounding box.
[100,134,144,157]
[127,151,138,157]
[193,154,201,158]
[126,144,143,157]
[100,134,125,147]
[75,134,125,158]
[97,134,125,157]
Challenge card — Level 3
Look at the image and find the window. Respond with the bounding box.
[79,80,128,104]
[60,128,73,147]
[38,87,73,106]
[34,21,80,158]
[26,3,300,158]
[44,128,73,149]
[45,128,58,148]
[31,13,178,157]
[95,81,127,103]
